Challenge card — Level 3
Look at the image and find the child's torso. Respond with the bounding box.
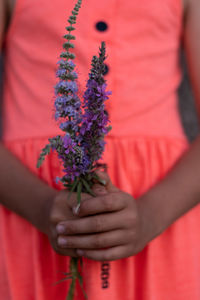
[2,0,187,142]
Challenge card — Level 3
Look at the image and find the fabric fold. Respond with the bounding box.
[1,135,198,300]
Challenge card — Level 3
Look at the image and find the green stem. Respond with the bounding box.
[67,257,87,300]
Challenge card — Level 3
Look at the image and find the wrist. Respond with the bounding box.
[137,187,170,244]
[32,185,58,235]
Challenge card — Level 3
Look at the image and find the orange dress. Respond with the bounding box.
[1,0,199,299]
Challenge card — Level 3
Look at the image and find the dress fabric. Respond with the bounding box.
[1,0,199,299]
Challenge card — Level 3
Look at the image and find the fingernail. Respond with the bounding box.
[57,236,68,247]
[101,180,106,186]
[56,224,65,234]
[77,249,84,256]
[73,203,80,215]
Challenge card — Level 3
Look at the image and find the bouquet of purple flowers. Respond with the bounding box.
[37,0,111,299]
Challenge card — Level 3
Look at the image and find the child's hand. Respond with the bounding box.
[46,190,94,257]
[55,174,154,261]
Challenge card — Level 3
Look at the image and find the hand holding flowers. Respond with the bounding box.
[54,173,157,262]
[37,0,113,297]
[44,189,94,258]
[35,0,159,296]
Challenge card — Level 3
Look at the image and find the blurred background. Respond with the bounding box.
[178,51,200,142]
[0,51,199,142]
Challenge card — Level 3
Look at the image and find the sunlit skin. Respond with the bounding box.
[1,0,200,262]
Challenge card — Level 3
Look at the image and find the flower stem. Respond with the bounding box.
[67,257,87,300]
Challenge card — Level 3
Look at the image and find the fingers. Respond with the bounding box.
[92,183,107,196]
[72,192,125,217]
[52,244,79,257]
[70,184,107,217]
[76,245,130,261]
[50,190,93,225]
[57,229,126,250]
[48,227,79,257]
[56,211,123,235]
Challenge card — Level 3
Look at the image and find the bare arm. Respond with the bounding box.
[132,0,200,250]
[136,0,200,246]
[0,0,7,48]
[0,0,57,233]
[0,0,96,259]
[183,0,200,118]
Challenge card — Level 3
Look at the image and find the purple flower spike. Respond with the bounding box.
[39,41,111,182]
[37,4,113,300]
[62,134,76,154]
[55,80,78,95]
[79,43,112,166]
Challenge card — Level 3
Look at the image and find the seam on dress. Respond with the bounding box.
[2,134,190,147]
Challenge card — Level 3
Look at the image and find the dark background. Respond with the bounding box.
[0,51,199,142]
[178,51,199,142]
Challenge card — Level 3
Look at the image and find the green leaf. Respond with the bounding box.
[63,183,73,188]
[36,157,44,169]
[67,178,79,201]
[63,41,75,49]
[61,271,72,276]
[59,73,77,81]
[77,273,88,300]
[77,181,82,205]
[82,179,96,197]
[63,34,76,40]
[77,273,83,286]
[93,173,106,186]
[60,52,76,59]
[69,15,76,21]
[66,279,76,300]
[68,19,76,25]
[36,144,51,168]
[66,26,75,31]
[54,276,73,285]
